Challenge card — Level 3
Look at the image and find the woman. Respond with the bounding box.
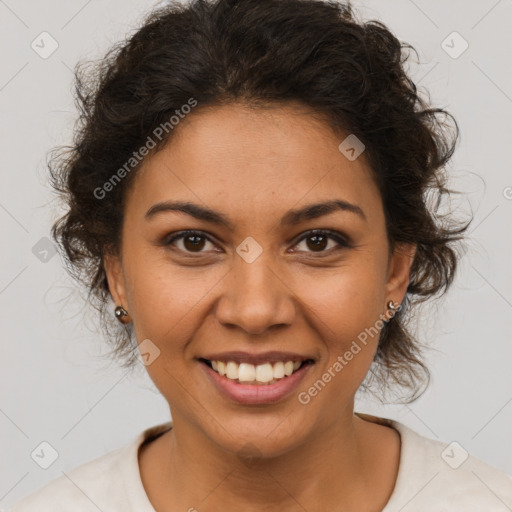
[11,0,512,510]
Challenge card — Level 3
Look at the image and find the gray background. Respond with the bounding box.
[1,0,511,508]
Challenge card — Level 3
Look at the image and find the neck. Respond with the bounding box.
[140,408,400,512]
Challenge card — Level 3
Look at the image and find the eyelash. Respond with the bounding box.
[163,229,352,255]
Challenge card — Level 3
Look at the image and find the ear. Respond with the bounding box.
[385,242,417,302]
[103,252,128,308]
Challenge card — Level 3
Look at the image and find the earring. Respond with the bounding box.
[386,300,400,319]
[387,300,399,310]
[115,306,130,324]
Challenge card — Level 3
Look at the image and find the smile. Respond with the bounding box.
[198,353,315,405]
[201,359,312,385]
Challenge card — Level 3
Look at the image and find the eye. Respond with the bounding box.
[165,230,218,254]
[163,228,351,256]
[291,229,351,254]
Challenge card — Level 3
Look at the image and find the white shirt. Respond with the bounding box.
[9,413,512,511]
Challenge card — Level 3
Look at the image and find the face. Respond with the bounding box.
[105,102,415,458]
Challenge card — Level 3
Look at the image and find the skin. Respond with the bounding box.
[104,102,417,512]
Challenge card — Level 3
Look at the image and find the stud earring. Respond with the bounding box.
[386,300,401,319]
[115,306,130,323]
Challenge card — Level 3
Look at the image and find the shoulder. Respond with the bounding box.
[383,417,512,511]
[8,422,171,512]
[8,445,128,512]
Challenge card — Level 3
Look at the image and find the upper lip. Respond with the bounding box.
[199,351,315,366]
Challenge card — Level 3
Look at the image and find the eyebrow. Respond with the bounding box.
[144,199,366,228]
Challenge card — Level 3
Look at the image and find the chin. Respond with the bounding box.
[200,408,314,460]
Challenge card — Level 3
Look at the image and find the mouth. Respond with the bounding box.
[199,358,315,385]
[197,353,315,405]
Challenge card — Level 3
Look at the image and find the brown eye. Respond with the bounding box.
[292,229,351,254]
[305,234,329,251]
[165,231,217,253]
[183,234,207,252]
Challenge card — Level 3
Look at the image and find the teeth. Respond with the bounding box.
[226,361,238,380]
[273,361,285,379]
[239,363,256,382]
[207,359,306,384]
[255,363,273,383]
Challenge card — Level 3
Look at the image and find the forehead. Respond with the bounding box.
[125,103,382,226]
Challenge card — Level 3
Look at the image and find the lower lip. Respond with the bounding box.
[199,361,313,405]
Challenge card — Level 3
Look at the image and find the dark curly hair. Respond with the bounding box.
[49,0,470,403]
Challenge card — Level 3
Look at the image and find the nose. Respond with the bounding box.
[215,254,296,336]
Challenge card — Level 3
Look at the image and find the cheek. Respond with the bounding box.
[316,256,386,332]
[123,261,210,402]
[122,252,201,348]
[305,253,387,375]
